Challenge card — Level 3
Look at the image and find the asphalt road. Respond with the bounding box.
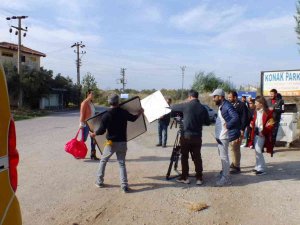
[15,111,300,225]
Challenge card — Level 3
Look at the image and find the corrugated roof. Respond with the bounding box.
[0,42,46,57]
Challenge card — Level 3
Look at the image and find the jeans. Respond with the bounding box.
[96,142,128,188]
[217,139,230,179]
[158,121,168,146]
[180,136,203,180]
[254,135,266,172]
[83,126,96,152]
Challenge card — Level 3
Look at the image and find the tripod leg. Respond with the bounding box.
[166,132,181,180]
[166,158,174,180]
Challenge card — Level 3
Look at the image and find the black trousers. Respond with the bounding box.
[272,121,280,146]
[180,136,203,180]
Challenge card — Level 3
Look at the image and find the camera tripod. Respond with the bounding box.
[166,118,195,180]
[166,127,181,180]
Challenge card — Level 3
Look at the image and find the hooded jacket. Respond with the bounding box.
[219,100,240,142]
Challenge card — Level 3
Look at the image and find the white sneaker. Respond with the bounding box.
[176,178,190,184]
[215,176,232,187]
[196,179,203,185]
[240,143,246,147]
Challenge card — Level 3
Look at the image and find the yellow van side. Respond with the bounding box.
[0,64,22,225]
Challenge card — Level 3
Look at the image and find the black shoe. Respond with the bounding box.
[156,144,162,147]
[90,150,100,160]
[121,186,130,193]
[95,182,104,188]
[230,165,241,174]
[162,144,167,148]
[255,171,266,175]
[91,155,100,160]
[230,167,241,174]
[252,169,258,173]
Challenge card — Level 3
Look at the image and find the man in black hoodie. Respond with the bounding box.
[170,90,210,185]
[90,94,143,193]
[228,91,249,174]
[267,89,284,147]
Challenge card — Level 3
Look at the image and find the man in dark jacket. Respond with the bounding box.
[211,89,240,186]
[90,94,143,193]
[228,91,250,174]
[267,89,284,147]
[156,98,172,148]
[170,90,210,185]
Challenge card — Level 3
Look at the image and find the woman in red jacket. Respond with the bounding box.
[248,96,274,175]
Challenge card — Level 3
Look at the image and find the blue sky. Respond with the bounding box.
[1,0,300,90]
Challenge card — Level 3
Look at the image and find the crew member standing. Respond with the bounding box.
[227,91,249,174]
[266,89,284,147]
[248,96,274,173]
[211,89,240,186]
[90,94,143,193]
[170,90,210,185]
[156,98,172,148]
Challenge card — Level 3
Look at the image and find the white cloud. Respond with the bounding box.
[210,15,297,50]
[169,4,245,32]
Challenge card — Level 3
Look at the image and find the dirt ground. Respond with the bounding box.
[16,112,300,225]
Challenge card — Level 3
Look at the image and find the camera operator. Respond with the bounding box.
[170,89,210,185]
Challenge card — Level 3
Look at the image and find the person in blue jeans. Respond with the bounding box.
[90,94,144,193]
[79,89,99,160]
[156,98,172,148]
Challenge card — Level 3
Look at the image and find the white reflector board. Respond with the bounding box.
[86,96,147,153]
[141,90,171,123]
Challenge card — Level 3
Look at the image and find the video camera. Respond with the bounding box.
[170,111,183,130]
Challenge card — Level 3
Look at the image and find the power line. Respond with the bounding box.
[45,46,71,55]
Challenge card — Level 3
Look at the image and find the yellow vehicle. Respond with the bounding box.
[0,64,22,225]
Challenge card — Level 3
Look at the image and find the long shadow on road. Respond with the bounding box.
[84,156,171,163]
[136,160,300,192]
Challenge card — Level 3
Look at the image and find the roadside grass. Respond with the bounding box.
[11,109,49,121]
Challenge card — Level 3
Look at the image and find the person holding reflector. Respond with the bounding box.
[90,94,144,193]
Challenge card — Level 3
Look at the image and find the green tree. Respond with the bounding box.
[52,74,80,107]
[81,72,98,94]
[192,71,232,93]
[21,66,53,108]
[295,1,300,45]
[3,62,20,100]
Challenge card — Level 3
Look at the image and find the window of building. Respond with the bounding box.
[21,55,25,62]
[1,52,14,57]
[29,56,37,62]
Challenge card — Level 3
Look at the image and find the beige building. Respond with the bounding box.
[0,42,46,70]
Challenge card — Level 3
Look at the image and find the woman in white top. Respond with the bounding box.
[248,96,274,175]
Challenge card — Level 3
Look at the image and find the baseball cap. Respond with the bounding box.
[210,88,225,97]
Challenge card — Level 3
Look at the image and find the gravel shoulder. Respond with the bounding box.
[16,112,300,225]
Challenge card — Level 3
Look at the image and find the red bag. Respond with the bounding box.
[64,128,88,159]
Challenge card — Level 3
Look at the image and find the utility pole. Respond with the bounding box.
[6,15,28,107]
[120,68,127,93]
[71,41,86,85]
[180,66,186,100]
[6,16,28,75]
